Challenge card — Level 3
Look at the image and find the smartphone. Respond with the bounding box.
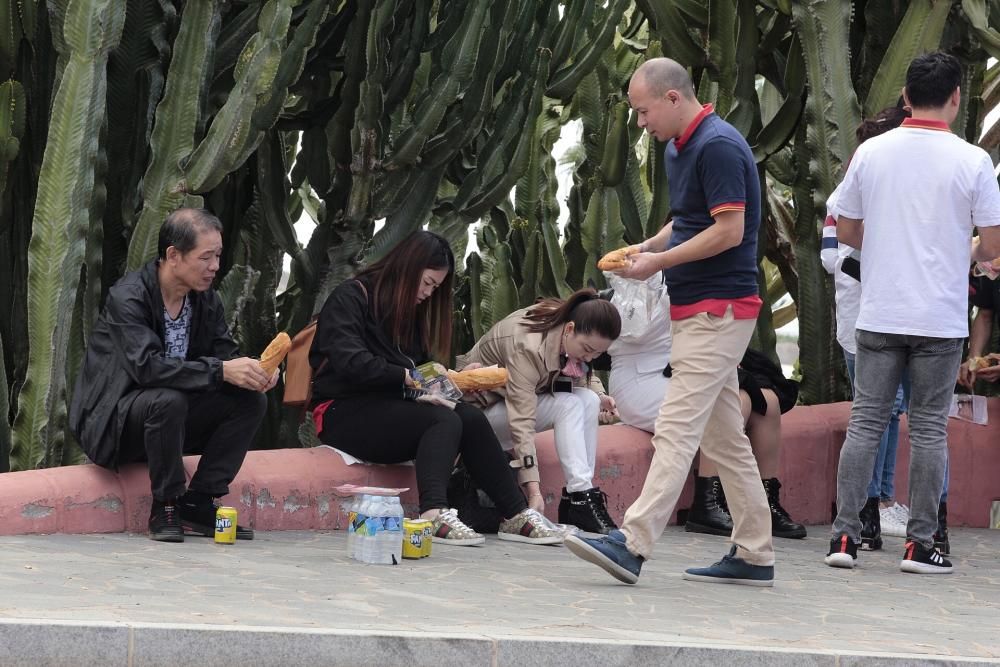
[841,256,861,282]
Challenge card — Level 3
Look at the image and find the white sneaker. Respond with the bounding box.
[880,505,907,538]
[890,502,910,523]
[498,509,564,545]
[430,508,485,546]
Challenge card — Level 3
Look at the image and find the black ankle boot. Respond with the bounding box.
[685,476,733,536]
[763,478,807,539]
[859,496,882,551]
[149,499,184,543]
[558,487,617,535]
[933,500,950,555]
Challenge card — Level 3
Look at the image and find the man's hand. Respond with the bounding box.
[264,369,280,392]
[958,360,975,389]
[977,364,1000,383]
[223,357,272,392]
[614,251,667,281]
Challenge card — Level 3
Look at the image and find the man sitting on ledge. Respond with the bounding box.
[69,208,275,542]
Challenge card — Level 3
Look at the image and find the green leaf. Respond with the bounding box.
[866,0,952,117]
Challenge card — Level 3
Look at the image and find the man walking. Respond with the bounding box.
[70,208,275,542]
[565,57,774,586]
[825,52,1000,573]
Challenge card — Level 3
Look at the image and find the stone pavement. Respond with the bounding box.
[1,526,999,666]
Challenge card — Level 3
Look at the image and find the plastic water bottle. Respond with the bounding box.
[359,494,380,563]
[379,496,403,565]
[345,496,358,559]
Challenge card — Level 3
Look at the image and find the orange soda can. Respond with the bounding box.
[401,519,424,559]
[214,506,238,544]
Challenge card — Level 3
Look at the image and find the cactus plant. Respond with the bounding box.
[11,0,125,469]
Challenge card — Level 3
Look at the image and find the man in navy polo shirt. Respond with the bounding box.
[566,57,774,586]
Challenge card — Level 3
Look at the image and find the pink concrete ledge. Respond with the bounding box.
[1,401,998,536]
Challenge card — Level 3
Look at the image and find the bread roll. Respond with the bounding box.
[259,332,292,374]
[447,366,509,392]
[597,245,640,271]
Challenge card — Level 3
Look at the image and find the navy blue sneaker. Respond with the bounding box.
[565,529,643,584]
[682,546,774,587]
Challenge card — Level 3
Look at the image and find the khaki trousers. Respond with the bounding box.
[620,308,774,566]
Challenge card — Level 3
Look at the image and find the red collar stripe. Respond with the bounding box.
[709,202,745,217]
[674,104,715,152]
[901,117,951,132]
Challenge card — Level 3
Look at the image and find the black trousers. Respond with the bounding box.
[119,385,267,501]
[318,397,528,516]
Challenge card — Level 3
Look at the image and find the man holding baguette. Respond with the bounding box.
[70,208,280,542]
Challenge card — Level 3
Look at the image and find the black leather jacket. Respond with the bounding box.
[68,261,239,468]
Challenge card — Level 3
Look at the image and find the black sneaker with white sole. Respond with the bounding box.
[824,533,859,569]
[901,540,953,574]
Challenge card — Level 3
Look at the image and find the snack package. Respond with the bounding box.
[411,362,463,402]
[949,393,988,425]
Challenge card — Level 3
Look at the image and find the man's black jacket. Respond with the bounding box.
[69,261,240,468]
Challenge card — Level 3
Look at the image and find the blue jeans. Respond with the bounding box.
[834,332,961,547]
[845,350,948,502]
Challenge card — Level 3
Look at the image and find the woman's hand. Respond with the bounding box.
[462,362,483,371]
[598,394,619,423]
[523,482,544,512]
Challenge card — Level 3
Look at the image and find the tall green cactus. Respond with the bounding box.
[11,0,125,469]
[126,0,221,269]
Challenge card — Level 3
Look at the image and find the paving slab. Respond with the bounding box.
[0,526,998,666]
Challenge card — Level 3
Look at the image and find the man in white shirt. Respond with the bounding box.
[825,53,1000,574]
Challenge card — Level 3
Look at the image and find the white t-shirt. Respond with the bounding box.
[824,183,861,354]
[836,123,1000,338]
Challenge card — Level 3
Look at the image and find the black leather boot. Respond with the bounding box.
[933,500,950,555]
[859,496,882,551]
[558,487,617,535]
[763,478,807,539]
[685,476,733,536]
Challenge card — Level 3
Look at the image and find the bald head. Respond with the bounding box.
[632,58,696,100]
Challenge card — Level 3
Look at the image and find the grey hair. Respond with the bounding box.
[157,208,223,259]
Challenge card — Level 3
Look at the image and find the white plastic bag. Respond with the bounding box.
[605,272,667,341]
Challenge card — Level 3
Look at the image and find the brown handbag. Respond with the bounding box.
[282,280,367,408]
[282,320,318,408]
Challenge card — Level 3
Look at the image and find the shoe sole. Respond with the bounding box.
[431,535,485,546]
[681,572,773,587]
[182,520,254,540]
[564,535,638,584]
[901,560,953,574]
[496,533,564,545]
[684,522,732,537]
[149,533,184,543]
[774,529,807,540]
[824,553,857,569]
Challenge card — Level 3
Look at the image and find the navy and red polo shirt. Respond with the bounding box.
[663,104,762,320]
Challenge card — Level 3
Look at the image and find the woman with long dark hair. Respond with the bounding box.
[459,289,622,534]
[309,231,561,546]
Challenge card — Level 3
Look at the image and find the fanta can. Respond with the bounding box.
[401,519,424,559]
[215,506,238,544]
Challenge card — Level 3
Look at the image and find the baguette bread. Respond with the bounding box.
[447,366,509,392]
[259,332,292,374]
[597,245,641,271]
